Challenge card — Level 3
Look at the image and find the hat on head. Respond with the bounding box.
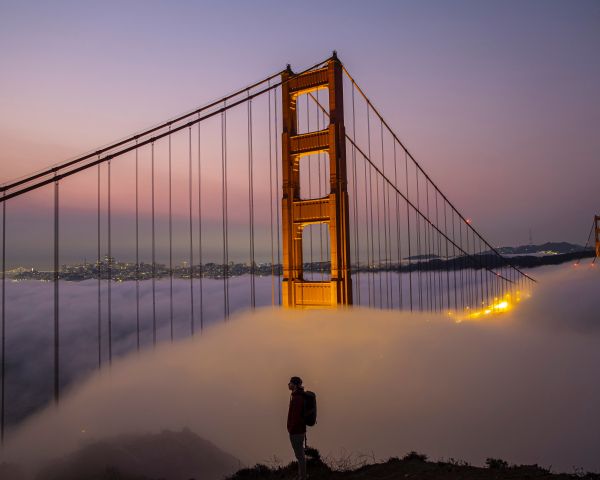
[289,376,303,386]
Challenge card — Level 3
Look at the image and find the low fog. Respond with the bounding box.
[1,264,599,476]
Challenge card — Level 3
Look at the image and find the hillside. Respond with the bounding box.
[0,429,241,480]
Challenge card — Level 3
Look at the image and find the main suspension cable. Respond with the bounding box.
[340,65,535,285]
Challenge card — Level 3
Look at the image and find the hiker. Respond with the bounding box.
[287,376,307,480]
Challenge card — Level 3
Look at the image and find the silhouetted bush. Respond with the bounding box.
[402,451,428,462]
[228,463,272,478]
[485,457,509,469]
[305,446,321,461]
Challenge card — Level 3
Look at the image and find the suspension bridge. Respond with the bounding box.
[0,53,536,442]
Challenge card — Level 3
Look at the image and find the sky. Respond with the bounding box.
[1,0,599,266]
[1,264,599,478]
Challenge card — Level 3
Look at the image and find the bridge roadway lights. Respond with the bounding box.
[281,55,352,308]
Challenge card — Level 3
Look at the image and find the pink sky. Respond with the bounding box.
[1,1,599,266]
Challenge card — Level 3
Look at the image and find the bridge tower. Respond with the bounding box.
[281,54,352,308]
[594,215,600,258]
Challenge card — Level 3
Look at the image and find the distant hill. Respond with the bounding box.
[495,242,589,255]
[394,242,594,272]
[35,428,241,480]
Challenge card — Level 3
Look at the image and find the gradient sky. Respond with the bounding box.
[1,0,599,264]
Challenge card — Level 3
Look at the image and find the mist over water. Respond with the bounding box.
[1,263,599,476]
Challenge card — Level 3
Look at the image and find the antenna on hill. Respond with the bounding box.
[528,228,533,246]
[574,215,599,267]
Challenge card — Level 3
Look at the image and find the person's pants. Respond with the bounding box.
[289,433,306,480]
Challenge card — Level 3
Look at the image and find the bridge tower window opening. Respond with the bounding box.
[296,89,330,136]
[302,223,331,282]
[298,153,330,201]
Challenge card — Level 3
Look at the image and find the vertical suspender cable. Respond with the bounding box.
[350,84,361,304]
[467,229,474,308]
[466,229,477,309]
[444,200,450,311]
[53,175,59,403]
[107,161,112,365]
[483,238,488,305]
[197,116,204,331]
[135,145,140,351]
[425,181,432,311]
[274,88,281,304]
[393,141,402,309]
[221,106,230,318]
[479,235,484,308]
[97,163,102,367]
[169,130,173,341]
[221,109,227,318]
[363,154,371,306]
[459,219,465,311]
[380,120,390,308]
[151,143,156,346]
[1,195,6,443]
[268,85,275,305]
[324,103,330,271]
[415,169,423,310]
[374,118,383,306]
[367,104,375,307]
[466,227,473,309]
[467,225,477,308]
[423,181,430,311]
[306,95,313,276]
[404,151,413,311]
[375,156,382,306]
[475,235,480,307]
[189,126,195,334]
[386,178,393,308]
[451,210,458,311]
[316,89,324,281]
[435,191,442,312]
[247,96,256,308]
[361,116,371,306]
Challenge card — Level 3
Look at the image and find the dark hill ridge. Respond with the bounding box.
[229,449,600,480]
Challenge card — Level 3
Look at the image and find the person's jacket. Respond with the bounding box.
[287,388,306,434]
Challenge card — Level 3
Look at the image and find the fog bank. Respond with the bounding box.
[1,264,599,475]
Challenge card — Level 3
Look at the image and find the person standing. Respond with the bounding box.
[287,376,307,480]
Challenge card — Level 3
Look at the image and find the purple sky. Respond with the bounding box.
[1,0,599,265]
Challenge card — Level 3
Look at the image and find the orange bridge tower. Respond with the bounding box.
[281,54,352,308]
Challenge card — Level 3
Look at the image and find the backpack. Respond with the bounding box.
[302,390,317,427]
